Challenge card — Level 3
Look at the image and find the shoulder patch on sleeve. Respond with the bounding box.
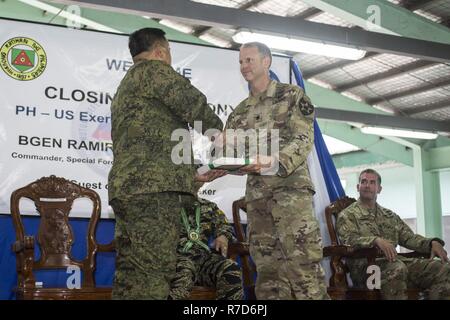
[299,98,314,116]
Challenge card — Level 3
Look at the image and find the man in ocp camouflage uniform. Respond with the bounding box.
[169,198,243,300]
[214,42,329,299]
[337,168,450,299]
[108,28,223,299]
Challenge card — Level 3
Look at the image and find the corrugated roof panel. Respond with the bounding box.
[341,58,392,80]
[366,74,425,96]
[190,0,247,8]
[191,0,450,122]
[387,91,450,110]
[308,11,354,27]
[372,53,418,68]
[409,64,450,82]
[248,0,311,17]
[295,54,342,72]
[314,68,357,87]
[420,0,450,19]
[159,19,195,34]
[199,32,233,47]
[417,106,450,121]
[347,85,381,100]
[435,85,450,98]
[414,9,442,22]
[205,27,237,38]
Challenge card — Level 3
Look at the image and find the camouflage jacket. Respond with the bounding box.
[336,200,444,285]
[178,198,235,254]
[108,60,223,201]
[225,80,314,201]
[336,200,443,252]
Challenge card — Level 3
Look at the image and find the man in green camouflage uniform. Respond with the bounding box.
[337,168,450,299]
[169,198,244,300]
[218,42,328,299]
[108,28,223,299]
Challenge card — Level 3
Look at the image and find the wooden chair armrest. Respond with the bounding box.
[398,251,429,259]
[12,236,35,253]
[97,240,115,252]
[323,245,379,259]
[232,198,247,243]
[228,241,249,257]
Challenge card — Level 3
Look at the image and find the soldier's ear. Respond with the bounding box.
[377,185,382,194]
[154,47,163,59]
[262,56,271,69]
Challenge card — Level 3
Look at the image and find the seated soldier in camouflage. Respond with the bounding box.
[337,168,450,300]
[169,198,244,300]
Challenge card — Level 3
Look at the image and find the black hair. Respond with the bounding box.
[128,28,167,57]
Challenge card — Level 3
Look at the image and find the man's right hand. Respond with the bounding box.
[374,237,397,262]
[430,240,449,263]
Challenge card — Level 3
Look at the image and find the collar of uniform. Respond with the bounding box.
[375,202,382,215]
[377,203,394,217]
[134,59,167,69]
[266,80,277,98]
[356,199,389,217]
[245,80,278,107]
[356,199,373,217]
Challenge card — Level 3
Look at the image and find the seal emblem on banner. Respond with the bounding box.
[0,37,47,81]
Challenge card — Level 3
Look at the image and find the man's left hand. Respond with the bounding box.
[213,235,229,257]
[430,240,449,263]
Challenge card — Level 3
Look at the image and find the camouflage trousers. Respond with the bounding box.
[375,257,450,300]
[169,250,244,300]
[110,192,195,299]
[246,189,329,300]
